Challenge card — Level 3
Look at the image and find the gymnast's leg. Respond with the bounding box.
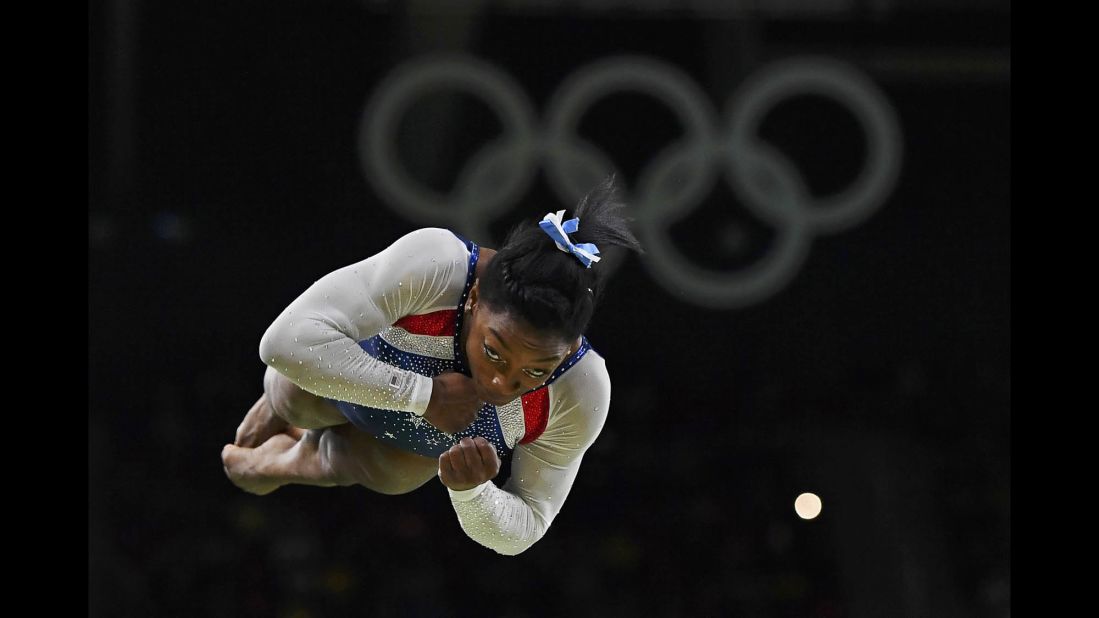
[234,366,348,448]
[222,423,440,496]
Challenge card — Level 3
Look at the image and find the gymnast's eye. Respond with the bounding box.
[483,344,502,362]
[524,368,547,379]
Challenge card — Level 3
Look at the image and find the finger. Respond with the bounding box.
[438,451,458,481]
[458,437,482,470]
[446,444,468,475]
[459,406,479,427]
[474,437,499,465]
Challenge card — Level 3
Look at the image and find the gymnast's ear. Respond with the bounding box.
[467,280,479,312]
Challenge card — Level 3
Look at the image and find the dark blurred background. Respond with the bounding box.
[89,1,1009,616]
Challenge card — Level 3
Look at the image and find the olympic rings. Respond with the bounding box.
[358,54,902,308]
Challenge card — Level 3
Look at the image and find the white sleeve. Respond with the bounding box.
[447,353,611,555]
[258,228,468,415]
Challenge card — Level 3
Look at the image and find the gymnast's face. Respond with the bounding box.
[463,281,575,406]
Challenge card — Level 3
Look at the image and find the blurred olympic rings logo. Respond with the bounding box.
[358,55,902,308]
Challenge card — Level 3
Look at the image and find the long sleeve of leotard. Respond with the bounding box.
[259,228,469,415]
[447,352,611,555]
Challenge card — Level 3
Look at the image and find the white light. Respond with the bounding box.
[794,492,822,520]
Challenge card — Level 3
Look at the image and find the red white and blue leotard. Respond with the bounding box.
[259,228,611,555]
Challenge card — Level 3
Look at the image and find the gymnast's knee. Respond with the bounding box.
[263,366,331,429]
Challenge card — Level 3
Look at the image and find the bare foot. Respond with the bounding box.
[234,393,290,448]
[221,435,297,496]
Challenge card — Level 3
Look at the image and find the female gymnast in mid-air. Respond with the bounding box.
[222,177,641,555]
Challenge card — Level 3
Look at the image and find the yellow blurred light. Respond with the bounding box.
[794,492,822,519]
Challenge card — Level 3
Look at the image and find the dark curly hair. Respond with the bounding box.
[478,176,643,341]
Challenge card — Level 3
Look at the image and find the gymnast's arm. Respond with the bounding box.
[258,228,468,415]
[446,357,611,555]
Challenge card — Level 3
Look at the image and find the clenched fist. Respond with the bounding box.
[423,372,484,434]
[439,437,501,491]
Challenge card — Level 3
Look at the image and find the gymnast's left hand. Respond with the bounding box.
[439,437,501,491]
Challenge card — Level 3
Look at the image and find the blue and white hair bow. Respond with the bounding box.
[538,210,601,268]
